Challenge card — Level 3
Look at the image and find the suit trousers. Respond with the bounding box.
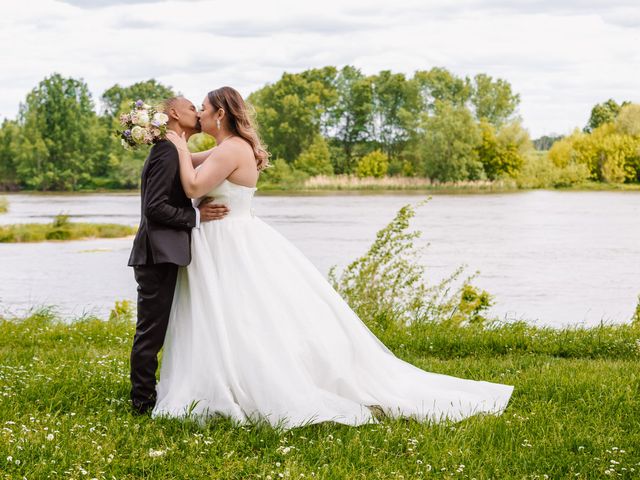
[130,262,179,410]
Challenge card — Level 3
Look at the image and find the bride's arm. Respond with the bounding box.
[190,147,215,167]
[167,131,237,198]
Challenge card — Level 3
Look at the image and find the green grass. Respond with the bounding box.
[0,215,136,242]
[1,309,638,479]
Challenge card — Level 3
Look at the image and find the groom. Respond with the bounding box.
[127,96,228,414]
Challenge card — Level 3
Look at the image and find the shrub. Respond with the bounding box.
[515,152,590,188]
[355,150,389,178]
[293,136,333,176]
[109,299,135,323]
[52,214,70,228]
[632,295,640,326]
[329,201,493,327]
[257,158,308,190]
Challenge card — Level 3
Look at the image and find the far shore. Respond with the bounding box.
[2,179,640,196]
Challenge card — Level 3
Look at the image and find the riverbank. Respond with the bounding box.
[0,215,136,242]
[0,308,638,478]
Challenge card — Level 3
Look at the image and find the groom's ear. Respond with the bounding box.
[168,107,180,121]
[163,96,183,121]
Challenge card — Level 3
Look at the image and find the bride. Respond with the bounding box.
[156,86,514,429]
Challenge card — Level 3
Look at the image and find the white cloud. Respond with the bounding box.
[1,0,638,137]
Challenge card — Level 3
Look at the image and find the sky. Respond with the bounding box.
[1,0,639,138]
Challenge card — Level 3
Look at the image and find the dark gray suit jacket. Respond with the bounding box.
[128,140,196,267]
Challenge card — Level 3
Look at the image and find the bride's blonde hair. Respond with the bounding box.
[207,86,270,170]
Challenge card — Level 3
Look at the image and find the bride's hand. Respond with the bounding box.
[166,131,190,154]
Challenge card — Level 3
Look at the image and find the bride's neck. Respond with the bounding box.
[213,129,234,144]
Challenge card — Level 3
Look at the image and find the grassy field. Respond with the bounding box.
[0,215,136,242]
[1,308,639,479]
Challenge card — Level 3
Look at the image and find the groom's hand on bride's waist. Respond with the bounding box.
[198,198,229,222]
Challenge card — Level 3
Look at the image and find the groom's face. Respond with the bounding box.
[174,98,201,133]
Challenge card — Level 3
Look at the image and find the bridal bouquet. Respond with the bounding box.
[117,100,169,150]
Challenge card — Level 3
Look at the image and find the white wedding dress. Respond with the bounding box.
[152,179,514,429]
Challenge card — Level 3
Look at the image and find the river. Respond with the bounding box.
[0,190,638,327]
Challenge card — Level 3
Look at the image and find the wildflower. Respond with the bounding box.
[46,433,54,441]
[148,449,166,458]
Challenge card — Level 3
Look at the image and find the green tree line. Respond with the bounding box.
[0,70,638,191]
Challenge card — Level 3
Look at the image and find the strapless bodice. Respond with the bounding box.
[198,179,257,219]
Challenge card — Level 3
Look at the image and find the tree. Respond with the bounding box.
[0,120,20,189]
[100,79,175,117]
[584,99,629,133]
[14,73,99,190]
[369,71,420,159]
[412,67,471,112]
[419,101,482,182]
[293,135,333,176]
[94,80,176,186]
[188,133,217,153]
[470,74,520,126]
[549,125,640,183]
[249,68,337,163]
[533,134,563,151]
[299,66,339,136]
[614,103,640,137]
[328,66,373,172]
[476,120,529,180]
[355,150,389,178]
[613,103,640,181]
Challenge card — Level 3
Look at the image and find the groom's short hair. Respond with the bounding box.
[162,96,184,115]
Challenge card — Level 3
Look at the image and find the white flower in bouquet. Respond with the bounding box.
[131,126,146,143]
[152,112,169,125]
[132,110,150,127]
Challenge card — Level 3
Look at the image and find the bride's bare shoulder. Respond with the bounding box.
[216,137,254,159]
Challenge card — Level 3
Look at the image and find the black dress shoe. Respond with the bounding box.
[131,400,155,415]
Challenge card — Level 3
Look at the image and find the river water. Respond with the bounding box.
[0,190,638,327]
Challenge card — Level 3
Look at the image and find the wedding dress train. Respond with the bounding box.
[152,180,514,429]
